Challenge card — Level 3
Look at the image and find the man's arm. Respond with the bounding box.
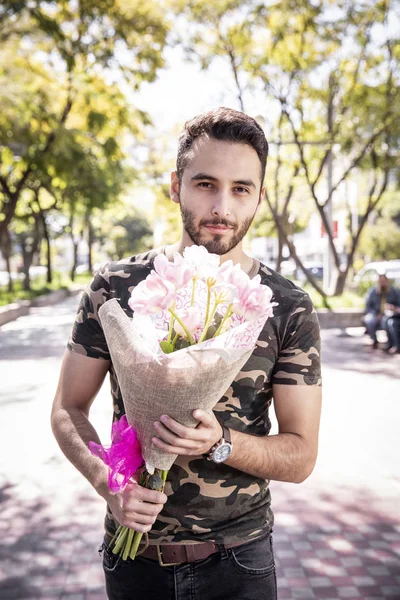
[51,350,111,494]
[152,383,322,484]
[225,384,321,482]
[51,350,167,533]
[365,288,376,314]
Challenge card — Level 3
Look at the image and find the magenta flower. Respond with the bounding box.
[128,271,176,315]
[89,415,143,493]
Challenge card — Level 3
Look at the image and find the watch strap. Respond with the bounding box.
[221,425,231,444]
[203,425,232,460]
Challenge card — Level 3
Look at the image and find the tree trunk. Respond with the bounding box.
[275,231,284,273]
[2,229,13,293]
[40,212,52,284]
[88,217,94,273]
[21,242,32,292]
[5,252,13,293]
[70,238,78,281]
[332,270,347,297]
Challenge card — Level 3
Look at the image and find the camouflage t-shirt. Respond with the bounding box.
[68,248,322,544]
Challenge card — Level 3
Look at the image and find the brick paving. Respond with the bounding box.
[0,297,399,599]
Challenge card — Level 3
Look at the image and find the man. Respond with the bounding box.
[384,295,400,354]
[51,107,322,600]
[364,273,399,349]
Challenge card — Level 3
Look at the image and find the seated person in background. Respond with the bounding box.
[384,297,400,354]
[364,273,398,349]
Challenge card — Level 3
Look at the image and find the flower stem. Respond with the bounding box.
[169,308,195,345]
[129,531,143,560]
[191,278,196,306]
[204,286,211,325]
[167,302,176,343]
[112,526,129,555]
[214,304,233,338]
[123,528,135,561]
[198,297,220,343]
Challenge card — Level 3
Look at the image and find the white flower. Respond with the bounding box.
[183,245,220,280]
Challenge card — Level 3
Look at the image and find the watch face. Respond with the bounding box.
[213,443,232,463]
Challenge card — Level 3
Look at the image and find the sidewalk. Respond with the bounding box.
[0,298,399,599]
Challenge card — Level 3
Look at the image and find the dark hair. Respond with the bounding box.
[176,107,269,186]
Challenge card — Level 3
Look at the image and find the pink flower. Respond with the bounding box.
[174,305,203,339]
[232,274,276,321]
[89,415,143,493]
[128,272,176,315]
[154,253,195,289]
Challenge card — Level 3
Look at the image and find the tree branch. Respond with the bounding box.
[265,190,329,304]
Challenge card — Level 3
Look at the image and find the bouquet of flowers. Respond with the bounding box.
[91,246,277,560]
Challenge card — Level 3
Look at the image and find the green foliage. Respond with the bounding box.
[302,284,365,310]
[174,0,399,297]
[358,217,400,262]
[0,270,91,306]
[0,0,169,240]
[153,183,181,245]
[93,203,154,260]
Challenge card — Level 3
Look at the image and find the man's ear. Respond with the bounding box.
[170,172,180,204]
[256,187,265,212]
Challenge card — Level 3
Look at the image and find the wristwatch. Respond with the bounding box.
[207,425,232,463]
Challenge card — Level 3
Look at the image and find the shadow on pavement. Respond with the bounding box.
[321,329,400,380]
[272,480,400,598]
[0,479,399,599]
[0,483,106,599]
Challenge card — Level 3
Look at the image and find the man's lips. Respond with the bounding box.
[202,223,233,233]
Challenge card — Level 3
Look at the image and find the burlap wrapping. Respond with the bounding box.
[99,298,265,471]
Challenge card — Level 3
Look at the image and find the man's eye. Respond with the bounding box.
[234,187,249,194]
[198,182,213,188]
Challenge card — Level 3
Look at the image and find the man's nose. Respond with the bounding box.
[211,189,231,217]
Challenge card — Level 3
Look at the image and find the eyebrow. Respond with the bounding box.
[191,172,256,189]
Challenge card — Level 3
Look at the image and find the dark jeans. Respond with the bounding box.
[364,312,384,343]
[100,532,277,600]
[386,316,400,349]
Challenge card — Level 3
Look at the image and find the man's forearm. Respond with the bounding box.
[51,405,109,499]
[225,429,317,484]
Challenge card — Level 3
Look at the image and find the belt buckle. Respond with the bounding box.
[156,545,181,567]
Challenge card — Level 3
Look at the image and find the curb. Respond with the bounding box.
[316,308,364,329]
[0,287,83,327]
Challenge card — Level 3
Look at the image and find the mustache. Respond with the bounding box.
[200,218,237,229]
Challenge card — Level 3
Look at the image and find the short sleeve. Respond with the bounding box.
[272,293,322,386]
[67,263,111,360]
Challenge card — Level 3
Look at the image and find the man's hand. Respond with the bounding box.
[106,474,168,534]
[152,410,223,457]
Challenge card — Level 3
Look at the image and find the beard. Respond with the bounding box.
[180,204,255,256]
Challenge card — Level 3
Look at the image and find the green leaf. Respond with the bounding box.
[160,340,174,354]
[205,325,217,339]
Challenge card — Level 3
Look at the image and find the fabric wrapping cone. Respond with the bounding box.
[98,298,265,471]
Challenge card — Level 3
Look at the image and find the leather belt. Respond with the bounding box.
[138,540,245,567]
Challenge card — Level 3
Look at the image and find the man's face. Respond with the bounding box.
[378,275,388,290]
[171,136,264,256]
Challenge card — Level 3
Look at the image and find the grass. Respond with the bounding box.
[301,283,365,310]
[0,271,92,306]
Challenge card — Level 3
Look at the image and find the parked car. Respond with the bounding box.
[353,260,400,292]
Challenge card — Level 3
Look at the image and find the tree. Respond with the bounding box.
[174,0,399,297]
[0,0,169,240]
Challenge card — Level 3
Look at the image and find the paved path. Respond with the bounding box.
[0,297,399,600]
